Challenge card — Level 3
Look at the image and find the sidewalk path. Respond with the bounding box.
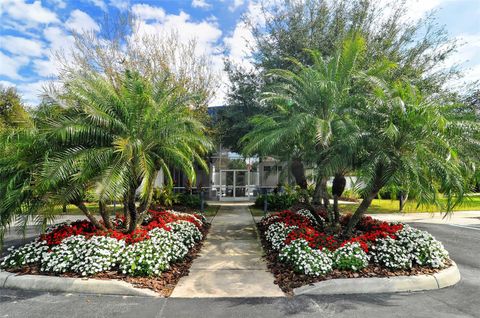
[171,205,284,298]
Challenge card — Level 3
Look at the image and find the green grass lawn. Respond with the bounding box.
[340,196,480,214]
[47,203,118,216]
[199,205,220,217]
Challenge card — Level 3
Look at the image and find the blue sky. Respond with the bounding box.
[0,0,479,106]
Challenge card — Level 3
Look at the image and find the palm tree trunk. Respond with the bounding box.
[333,194,340,223]
[343,174,384,237]
[122,195,131,230]
[332,174,346,224]
[312,176,329,207]
[126,189,138,233]
[290,158,307,189]
[75,201,106,230]
[399,192,408,212]
[99,201,113,229]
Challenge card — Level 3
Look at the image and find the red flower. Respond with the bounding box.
[265,210,404,253]
[40,209,204,246]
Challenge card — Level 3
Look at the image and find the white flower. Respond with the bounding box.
[167,220,202,248]
[279,239,333,276]
[265,223,298,250]
[332,242,369,271]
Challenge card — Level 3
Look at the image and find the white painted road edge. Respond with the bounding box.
[0,271,159,297]
[293,261,461,295]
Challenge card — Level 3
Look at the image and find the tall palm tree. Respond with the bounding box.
[242,34,389,224]
[343,83,479,236]
[47,70,212,232]
[0,128,54,244]
[0,71,212,239]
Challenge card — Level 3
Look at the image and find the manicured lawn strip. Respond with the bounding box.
[43,203,117,215]
[200,205,219,218]
[340,196,480,214]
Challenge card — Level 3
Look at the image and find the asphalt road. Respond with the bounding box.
[1,222,479,318]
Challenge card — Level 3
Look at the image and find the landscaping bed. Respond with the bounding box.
[0,209,211,296]
[257,209,452,295]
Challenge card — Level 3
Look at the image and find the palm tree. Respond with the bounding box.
[0,128,54,244]
[0,71,212,239]
[242,34,388,225]
[343,83,479,236]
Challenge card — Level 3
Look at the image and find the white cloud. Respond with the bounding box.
[132,4,166,21]
[229,0,245,12]
[451,35,480,66]
[0,51,28,80]
[134,6,222,55]
[0,80,16,88]
[65,9,100,32]
[462,64,480,85]
[0,36,44,57]
[132,4,224,105]
[32,58,58,77]
[85,0,107,12]
[192,0,211,9]
[16,80,48,106]
[30,27,76,78]
[109,0,129,11]
[48,0,67,9]
[441,34,480,88]
[376,0,454,23]
[402,0,445,21]
[43,27,75,53]
[0,0,59,28]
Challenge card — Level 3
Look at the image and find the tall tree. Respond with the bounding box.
[0,85,31,130]
[0,71,212,242]
[243,35,389,221]
[251,0,458,94]
[343,83,479,235]
[231,0,460,191]
[216,62,265,153]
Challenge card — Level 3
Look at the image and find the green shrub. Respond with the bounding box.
[152,186,179,207]
[177,193,205,209]
[254,192,299,211]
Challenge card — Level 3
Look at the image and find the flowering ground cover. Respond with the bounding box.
[258,209,451,294]
[0,209,210,296]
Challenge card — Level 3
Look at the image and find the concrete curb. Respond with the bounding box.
[293,261,461,295]
[0,271,159,297]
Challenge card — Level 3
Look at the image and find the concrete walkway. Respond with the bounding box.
[171,205,284,298]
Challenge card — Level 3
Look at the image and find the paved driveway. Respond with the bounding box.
[1,222,479,317]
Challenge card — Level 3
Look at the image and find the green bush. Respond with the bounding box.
[254,192,299,211]
[152,186,179,207]
[177,193,204,209]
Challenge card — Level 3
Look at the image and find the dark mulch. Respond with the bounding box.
[7,223,211,297]
[256,222,450,295]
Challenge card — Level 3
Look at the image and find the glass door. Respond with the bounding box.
[235,171,247,198]
[219,170,250,200]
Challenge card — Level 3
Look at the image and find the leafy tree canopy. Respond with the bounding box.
[0,85,32,130]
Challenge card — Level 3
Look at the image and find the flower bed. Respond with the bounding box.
[257,209,452,294]
[0,209,210,296]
